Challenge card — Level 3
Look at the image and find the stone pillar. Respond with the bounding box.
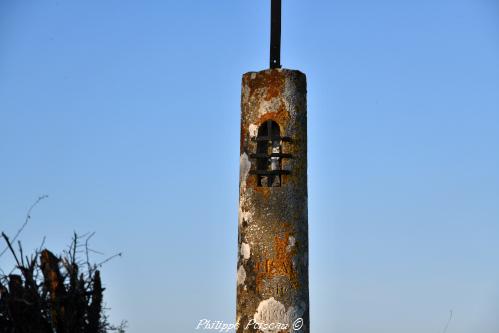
[237,69,309,333]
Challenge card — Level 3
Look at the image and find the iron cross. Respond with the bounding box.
[270,0,282,69]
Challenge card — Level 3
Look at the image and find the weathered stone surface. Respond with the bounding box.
[237,69,309,333]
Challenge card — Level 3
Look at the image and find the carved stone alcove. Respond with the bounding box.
[249,120,292,187]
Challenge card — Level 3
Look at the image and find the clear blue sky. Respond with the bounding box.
[1,1,499,332]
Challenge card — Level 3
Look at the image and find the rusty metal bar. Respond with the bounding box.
[252,136,292,142]
[250,153,293,159]
[249,170,291,176]
[270,0,282,69]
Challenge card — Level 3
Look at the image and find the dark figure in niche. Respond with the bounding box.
[256,120,282,187]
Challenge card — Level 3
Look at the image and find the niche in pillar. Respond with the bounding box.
[249,120,292,187]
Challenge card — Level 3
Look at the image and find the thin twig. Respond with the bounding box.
[85,232,96,273]
[443,309,453,333]
[37,236,46,253]
[97,252,123,267]
[0,195,48,258]
[1,232,21,268]
[71,232,78,264]
[18,240,25,267]
[88,248,105,255]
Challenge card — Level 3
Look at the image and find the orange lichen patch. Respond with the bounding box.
[254,232,298,292]
[253,186,271,199]
[255,102,289,129]
[245,173,257,189]
[245,70,285,101]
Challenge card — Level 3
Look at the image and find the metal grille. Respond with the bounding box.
[249,120,292,187]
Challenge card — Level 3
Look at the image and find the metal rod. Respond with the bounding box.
[251,136,292,142]
[249,153,293,159]
[270,0,282,69]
